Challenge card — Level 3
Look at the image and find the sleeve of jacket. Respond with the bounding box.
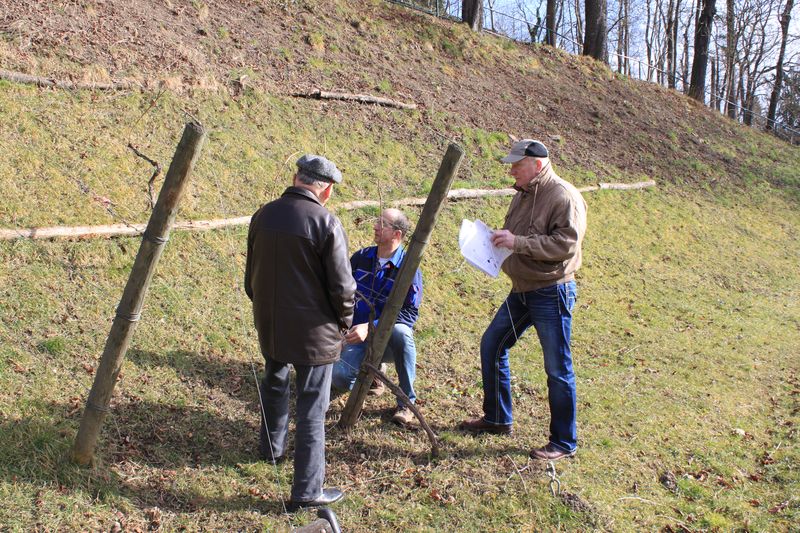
[244,212,258,301]
[396,268,422,327]
[322,218,357,330]
[512,195,582,261]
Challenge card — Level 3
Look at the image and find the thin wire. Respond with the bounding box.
[206,143,292,517]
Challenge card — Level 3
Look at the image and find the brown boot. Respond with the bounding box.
[367,377,386,396]
[530,443,576,461]
[391,406,414,426]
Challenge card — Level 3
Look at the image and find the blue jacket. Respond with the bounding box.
[351,245,423,328]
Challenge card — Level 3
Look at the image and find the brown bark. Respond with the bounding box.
[688,0,717,101]
[767,0,794,130]
[583,0,609,62]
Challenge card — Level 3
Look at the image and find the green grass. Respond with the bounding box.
[2,170,799,530]
[1,32,799,527]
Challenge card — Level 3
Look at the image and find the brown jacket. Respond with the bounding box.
[245,186,356,366]
[501,165,588,292]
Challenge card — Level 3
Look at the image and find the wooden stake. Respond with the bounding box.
[338,143,465,429]
[71,122,206,466]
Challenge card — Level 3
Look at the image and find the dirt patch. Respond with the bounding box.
[0,0,784,186]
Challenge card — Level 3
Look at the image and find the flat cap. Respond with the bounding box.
[296,154,343,184]
[501,139,549,163]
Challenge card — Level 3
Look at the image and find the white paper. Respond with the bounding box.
[459,219,513,277]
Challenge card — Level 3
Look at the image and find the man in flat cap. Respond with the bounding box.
[458,140,587,461]
[245,154,356,510]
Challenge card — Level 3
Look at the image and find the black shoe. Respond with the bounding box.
[286,488,344,512]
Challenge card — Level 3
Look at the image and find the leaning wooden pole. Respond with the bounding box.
[338,143,465,429]
[71,121,207,466]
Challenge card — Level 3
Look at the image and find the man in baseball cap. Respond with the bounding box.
[500,139,549,163]
[459,138,588,462]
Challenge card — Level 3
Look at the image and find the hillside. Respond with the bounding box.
[1,0,799,531]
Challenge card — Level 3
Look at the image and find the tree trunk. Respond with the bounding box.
[711,56,718,109]
[574,0,583,53]
[584,0,608,63]
[616,0,625,73]
[681,0,694,92]
[646,0,655,80]
[624,0,631,75]
[462,0,482,31]
[546,0,557,46]
[688,0,717,101]
[666,0,677,88]
[767,0,794,130]
[724,0,737,118]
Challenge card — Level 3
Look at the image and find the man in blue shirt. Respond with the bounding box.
[331,208,423,426]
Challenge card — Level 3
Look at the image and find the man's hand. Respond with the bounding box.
[491,229,516,250]
[344,323,369,344]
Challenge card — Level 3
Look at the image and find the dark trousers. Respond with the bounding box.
[259,359,332,502]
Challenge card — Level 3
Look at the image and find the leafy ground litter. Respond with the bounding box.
[1,0,799,531]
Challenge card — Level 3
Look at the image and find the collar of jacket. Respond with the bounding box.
[520,163,554,193]
[365,244,406,269]
[282,185,323,205]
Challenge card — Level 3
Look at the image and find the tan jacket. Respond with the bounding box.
[501,165,587,292]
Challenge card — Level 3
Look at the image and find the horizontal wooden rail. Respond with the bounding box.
[0,181,655,241]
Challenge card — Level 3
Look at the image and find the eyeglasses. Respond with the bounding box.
[375,218,400,231]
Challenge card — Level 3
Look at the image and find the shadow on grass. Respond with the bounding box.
[0,404,284,515]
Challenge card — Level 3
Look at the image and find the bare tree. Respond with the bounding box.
[486,0,497,31]
[574,0,584,53]
[767,0,795,130]
[724,0,738,118]
[738,0,777,125]
[681,0,696,90]
[689,0,717,101]
[547,0,558,46]
[463,0,483,31]
[584,0,609,62]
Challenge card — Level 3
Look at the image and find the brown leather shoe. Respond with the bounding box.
[391,406,414,426]
[367,377,386,397]
[530,443,576,461]
[458,417,512,435]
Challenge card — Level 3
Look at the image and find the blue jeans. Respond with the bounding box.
[331,323,417,406]
[480,282,577,452]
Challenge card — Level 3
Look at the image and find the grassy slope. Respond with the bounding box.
[2,1,800,531]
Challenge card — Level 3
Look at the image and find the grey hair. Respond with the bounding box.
[296,169,330,190]
[385,209,411,237]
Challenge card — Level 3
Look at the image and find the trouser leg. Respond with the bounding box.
[260,358,290,460]
[529,282,578,452]
[331,343,366,392]
[479,293,531,425]
[386,323,417,406]
[290,363,332,502]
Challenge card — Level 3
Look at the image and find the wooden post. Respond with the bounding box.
[338,143,465,429]
[71,122,207,466]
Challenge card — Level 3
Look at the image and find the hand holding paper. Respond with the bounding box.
[459,219,513,277]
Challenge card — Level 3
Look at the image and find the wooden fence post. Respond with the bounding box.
[71,121,207,466]
[338,143,465,429]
